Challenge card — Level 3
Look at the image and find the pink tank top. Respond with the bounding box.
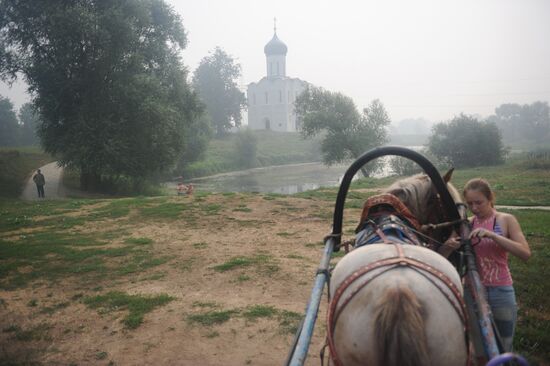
[472,211,513,286]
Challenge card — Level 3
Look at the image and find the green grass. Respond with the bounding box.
[505,209,550,364]
[187,310,238,326]
[0,147,54,198]
[212,254,279,275]
[84,291,174,329]
[124,237,153,246]
[242,305,277,320]
[3,323,52,342]
[184,131,323,178]
[187,304,302,334]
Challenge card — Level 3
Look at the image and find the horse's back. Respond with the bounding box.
[329,244,468,366]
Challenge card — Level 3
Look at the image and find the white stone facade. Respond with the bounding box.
[247,31,307,132]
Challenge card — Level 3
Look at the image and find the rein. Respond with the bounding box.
[326,244,471,366]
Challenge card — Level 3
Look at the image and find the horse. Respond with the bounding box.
[327,170,469,366]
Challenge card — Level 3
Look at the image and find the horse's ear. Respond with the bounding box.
[442,168,454,183]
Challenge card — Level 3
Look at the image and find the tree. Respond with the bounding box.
[234,128,258,168]
[487,101,550,144]
[0,0,205,190]
[295,86,390,176]
[428,114,507,168]
[192,47,247,137]
[18,102,40,146]
[0,96,19,146]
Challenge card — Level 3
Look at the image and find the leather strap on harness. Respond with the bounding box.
[357,193,421,232]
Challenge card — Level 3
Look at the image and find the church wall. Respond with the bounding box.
[247,77,307,132]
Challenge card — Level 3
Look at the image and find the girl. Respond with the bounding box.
[442,178,531,351]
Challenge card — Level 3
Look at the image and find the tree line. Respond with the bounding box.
[2,0,547,193]
[0,98,40,146]
[0,0,246,192]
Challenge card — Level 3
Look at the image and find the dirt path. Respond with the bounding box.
[21,161,66,200]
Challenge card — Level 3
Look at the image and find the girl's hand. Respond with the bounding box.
[443,236,461,250]
[470,228,495,240]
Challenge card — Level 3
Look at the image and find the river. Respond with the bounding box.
[183,162,352,194]
[168,147,423,194]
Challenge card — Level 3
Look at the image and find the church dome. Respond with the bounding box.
[264,33,288,55]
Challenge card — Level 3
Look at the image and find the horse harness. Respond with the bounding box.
[325,193,471,365]
[325,243,471,366]
[354,193,427,249]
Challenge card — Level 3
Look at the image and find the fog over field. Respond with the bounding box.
[1,0,549,124]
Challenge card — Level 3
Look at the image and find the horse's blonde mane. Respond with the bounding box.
[384,173,462,225]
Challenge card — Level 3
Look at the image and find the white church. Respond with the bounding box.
[247,27,307,132]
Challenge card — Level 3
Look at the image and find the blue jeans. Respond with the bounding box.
[486,286,517,352]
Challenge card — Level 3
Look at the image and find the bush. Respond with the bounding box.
[233,129,258,168]
[390,156,423,176]
[428,114,508,168]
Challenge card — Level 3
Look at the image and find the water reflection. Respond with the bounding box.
[171,148,421,195]
[180,162,351,194]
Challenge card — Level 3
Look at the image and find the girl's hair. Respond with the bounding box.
[463,178,495,207]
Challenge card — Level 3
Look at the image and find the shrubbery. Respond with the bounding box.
[428,114,508,168]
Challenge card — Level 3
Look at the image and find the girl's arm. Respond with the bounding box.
[471,213,531,261]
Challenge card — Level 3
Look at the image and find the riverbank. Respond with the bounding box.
[183,131,323,179]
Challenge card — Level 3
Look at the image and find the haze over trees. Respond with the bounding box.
[295,86,390,176]
[487,101,550,146]
[192,47,247,137]
[428,114,507,168]
[0,0,206,191]
[0,96,18,146]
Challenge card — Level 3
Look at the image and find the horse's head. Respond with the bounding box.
[384,169,461,241]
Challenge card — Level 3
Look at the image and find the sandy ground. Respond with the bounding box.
[8,167,549,365]
[1,193,355,366]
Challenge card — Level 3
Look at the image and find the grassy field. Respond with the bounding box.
[0,147,53,198]
[184,130,323,178]
[1,153,549,364]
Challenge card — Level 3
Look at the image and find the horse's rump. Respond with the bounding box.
[328,244,468,366]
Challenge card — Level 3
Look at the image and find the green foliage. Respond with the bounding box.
[0,147,53,197]
[234,128,258,168]
[0,0,206,191]
[428,114,507,168]
[18,102,40,146]
[295,86,389,176]
[183,130,322,178]
[389,156,423,176]
[0,96,19,146]
[192,47,247,136]
[84,291,174,329]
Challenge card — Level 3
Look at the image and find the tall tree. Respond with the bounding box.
[192,47,247,137]
[0,96,19,146]
[295,86,390,176]
[18,102,40,146]
[487,101,550,144]
[0,0,205,190]
[428,114,507,168]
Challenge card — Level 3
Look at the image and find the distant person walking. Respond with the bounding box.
[32,169,46,198]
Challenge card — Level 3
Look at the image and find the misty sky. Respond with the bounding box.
[2,0,549,124]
